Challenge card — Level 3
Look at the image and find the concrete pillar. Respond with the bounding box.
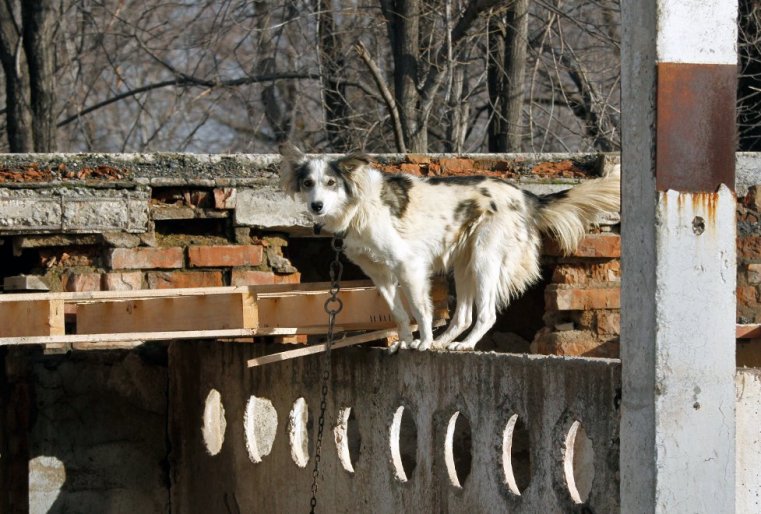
[621,1,737,512]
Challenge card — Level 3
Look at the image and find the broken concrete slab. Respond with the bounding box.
[0,188,149,234]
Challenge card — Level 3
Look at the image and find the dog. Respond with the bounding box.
[279,143,620,352]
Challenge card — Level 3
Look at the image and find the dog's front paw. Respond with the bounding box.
[387,339,411,355]
[415,340,433,352]
[447,341,476,352]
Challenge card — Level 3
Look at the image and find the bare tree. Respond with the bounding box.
[488,0,529,152]
[0,0,630,155]
[0,1,34,152]
[22,0,58,151]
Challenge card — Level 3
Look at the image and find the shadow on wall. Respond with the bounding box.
[1,345,171,513]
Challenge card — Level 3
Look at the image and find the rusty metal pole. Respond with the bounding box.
[621,1,737,512]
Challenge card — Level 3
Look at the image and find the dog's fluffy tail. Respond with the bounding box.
[534,171,620,254]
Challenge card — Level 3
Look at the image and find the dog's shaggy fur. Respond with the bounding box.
[279,144,620,352]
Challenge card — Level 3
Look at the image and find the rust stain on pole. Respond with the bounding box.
[656,63,736,192]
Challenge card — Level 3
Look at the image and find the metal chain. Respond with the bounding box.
[309,234,344,514]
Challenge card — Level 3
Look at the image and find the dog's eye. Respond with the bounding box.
[303,179,315,188]
[326,179,336,187]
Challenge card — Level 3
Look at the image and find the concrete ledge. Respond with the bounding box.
[0,188,149,234]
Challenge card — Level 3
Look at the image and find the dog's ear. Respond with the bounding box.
[333,153,370,175]
[332,154,370,198]
[279,142,305,163]
[278,142,306,196]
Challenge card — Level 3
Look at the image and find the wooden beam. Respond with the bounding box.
[0,299,64,337]
[247,319,447,368]
[77,292,258,334]
[0,280,375,303]
[737,324,761,339]
[247,328,400,367]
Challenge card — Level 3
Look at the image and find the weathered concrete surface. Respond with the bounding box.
[25,349,169,513]
[737,368,761,513]
[0,188,149,234]
[234,186,313,232]
[169,342,621,513]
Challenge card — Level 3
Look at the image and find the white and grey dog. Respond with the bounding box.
[279,144,620,352]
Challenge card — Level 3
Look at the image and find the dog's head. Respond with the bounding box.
[279,142,369,224]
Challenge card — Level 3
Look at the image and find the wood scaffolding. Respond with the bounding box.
[0,280,449,350]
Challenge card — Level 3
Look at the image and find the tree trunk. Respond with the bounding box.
[21,0,58,152]
[254,1,295,144]
[0,0,33,152]
[488,0,528,152]
[317,0,350,151]
[381,0,425,151]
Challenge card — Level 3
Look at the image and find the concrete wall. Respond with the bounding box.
[168,341,622,513]
[1,347,170,513]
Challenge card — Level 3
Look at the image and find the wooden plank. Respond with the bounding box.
[0,299,64,337]
[247,328,400,367]
[246,319,447,368]
[0,280,374,303]
[77,292,257,334]
[737,324,761,339]
[255,285,448,332]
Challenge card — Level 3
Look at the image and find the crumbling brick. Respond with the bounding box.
[109,247,183,270]
[102,272,143,291]
[530,327,619,358]
[545,286,620,311]
[62,272,102,292]
[188,245,263,268]
[146,271,224,289]
[551,261,621,286]
[543,233,621,258]
[213,188,237,209]
[738,235,761,261]
[230,270,301,286]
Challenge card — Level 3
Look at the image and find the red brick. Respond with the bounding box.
[399,163,423,176]
[545,286,620,311]
[62,272,101,292]
[146,271,224,289]
[551,261,621,285]
[102,272,143,291]
[747,264,761,284]
[530,328,619,358]
[213,188,237,209]
[109,247,183,270]
[595,310,621,337]
[230,269,301,286]
[739,235,761,260]
[406,154,431,165]
[439,158,475,174]
[737,285,759,307]
[543,233,621,258]
[188,245,263,268]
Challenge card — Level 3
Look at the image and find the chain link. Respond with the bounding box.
[309,234,344,514]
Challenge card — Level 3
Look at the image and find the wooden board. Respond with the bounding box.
[0,299,64,337]
[77,292,257,334]
[737,324,761,339]
[256,284,449,332]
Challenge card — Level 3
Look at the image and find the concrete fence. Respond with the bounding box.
[169,342,622,513]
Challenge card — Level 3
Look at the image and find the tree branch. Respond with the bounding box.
[354,41,407,153]
[57,72,321,128]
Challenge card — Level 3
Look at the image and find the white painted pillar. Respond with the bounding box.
[621,1,738,512]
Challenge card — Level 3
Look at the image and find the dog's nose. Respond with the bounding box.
[311,201,323,213]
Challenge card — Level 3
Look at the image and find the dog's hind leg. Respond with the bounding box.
[432,266,474,349]
[447,246,500,352]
